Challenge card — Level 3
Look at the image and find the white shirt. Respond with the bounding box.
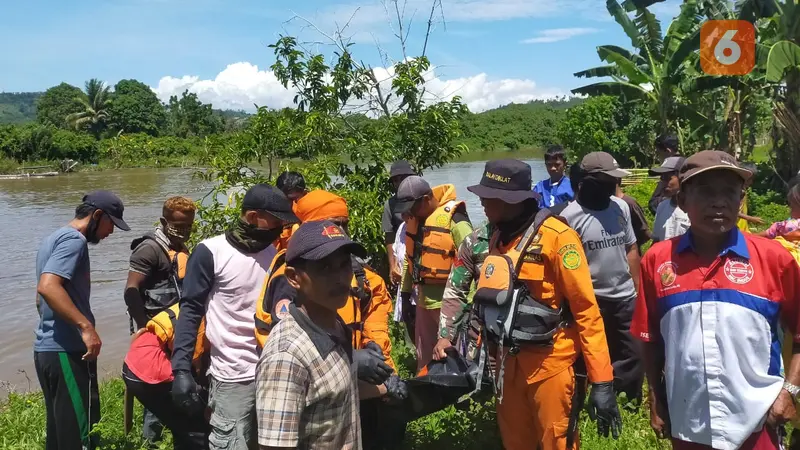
[202,234,274,382]
[653,198,690,242]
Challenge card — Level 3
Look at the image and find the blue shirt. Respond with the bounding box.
[34,227,92,353]
[533,176,574,209]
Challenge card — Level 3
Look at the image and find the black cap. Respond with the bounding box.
[655,133,679,152]
[467,159,535,204]
[390,160,416,178]
[242,184,299,223]
[286,220,367,264]
[82,191,130,231]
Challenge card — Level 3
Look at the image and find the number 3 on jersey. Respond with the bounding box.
[700,20,756,76]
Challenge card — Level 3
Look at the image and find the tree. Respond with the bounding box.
[572,0,706,140]
[67,79,112,138]
[108,79,167,136]
[556,95,656,167]
[166,90,223,138]
[36,83,84,129]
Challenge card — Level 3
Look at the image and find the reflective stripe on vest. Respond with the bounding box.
[405,200,463,284]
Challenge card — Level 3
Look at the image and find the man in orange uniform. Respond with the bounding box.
[464,159,622,450]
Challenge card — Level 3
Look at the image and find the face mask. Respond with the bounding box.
[86,211,103,245]
[244,222,282,244]
[226,218,282,253]
[577,175,616,210]
[164,222,192,243]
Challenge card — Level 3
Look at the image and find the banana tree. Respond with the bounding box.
[572,0,707,145]
[677,0,776,157]
[742,0,800,181]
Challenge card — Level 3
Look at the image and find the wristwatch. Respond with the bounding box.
[782,381,800,399]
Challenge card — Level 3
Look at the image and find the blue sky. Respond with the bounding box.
[0,0,683,112]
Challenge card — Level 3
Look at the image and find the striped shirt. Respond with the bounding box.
[256,304,361,450]
[632,229,800,450]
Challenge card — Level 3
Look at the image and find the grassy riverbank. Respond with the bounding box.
[0,181,790,450]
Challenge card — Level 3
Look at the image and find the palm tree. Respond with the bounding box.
[572,0,708,143]
[67,79,112,138]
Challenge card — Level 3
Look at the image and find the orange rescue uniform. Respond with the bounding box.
[487,215,613,450]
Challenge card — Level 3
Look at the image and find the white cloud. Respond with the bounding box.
[520,27,600,44]
[152,61,564,114]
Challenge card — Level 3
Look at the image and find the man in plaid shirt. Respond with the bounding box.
[255,220,367,450]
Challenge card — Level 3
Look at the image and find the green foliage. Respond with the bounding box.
[67,79,113,138]
[457,99,580,152]
[108,79,168,136]
[557,96,657,167]
[0,124,97,163]
[0,92,40,124]
[167,90,224,138]
[100,133,204,169]
[36,83,85,129]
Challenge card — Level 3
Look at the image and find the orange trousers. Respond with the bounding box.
[496,358,577,450]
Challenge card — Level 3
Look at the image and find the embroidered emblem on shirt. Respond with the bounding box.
[657,261,678,287]
[485,263,495,278]
[532,232,542,244]
[275,299,292,320]
[724,258,754,284]
[561,249,581,270]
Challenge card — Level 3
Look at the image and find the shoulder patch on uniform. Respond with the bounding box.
[559,245,581,270]
[275,299,292,319]
[523,253,544,263]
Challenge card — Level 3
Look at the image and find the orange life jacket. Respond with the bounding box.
[473,210,571,347]
[254,250,374,350]
[275,223,299,252]
[405,199,464,285]
[146,303,207,363]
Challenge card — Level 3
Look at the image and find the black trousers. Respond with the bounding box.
[360,398,407,450]
[122,364,209,450]
[596,297,644,403]
[34,351,101,450]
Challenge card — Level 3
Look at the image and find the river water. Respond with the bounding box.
[0,160,546,394]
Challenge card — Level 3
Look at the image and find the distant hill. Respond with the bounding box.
[0,91,582,152]
[0,92,42,124]
[458,97,584,152]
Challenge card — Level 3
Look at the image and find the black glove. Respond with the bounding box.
[587,382,622,439]
[172,370,204,416]
[383,375,409,405]
[354,341,393,385]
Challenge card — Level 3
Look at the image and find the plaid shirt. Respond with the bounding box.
[256,304,361,450]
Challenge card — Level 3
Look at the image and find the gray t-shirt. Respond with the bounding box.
[382,196,404,244]
[34,227,92,353]
[560,197,637,300]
